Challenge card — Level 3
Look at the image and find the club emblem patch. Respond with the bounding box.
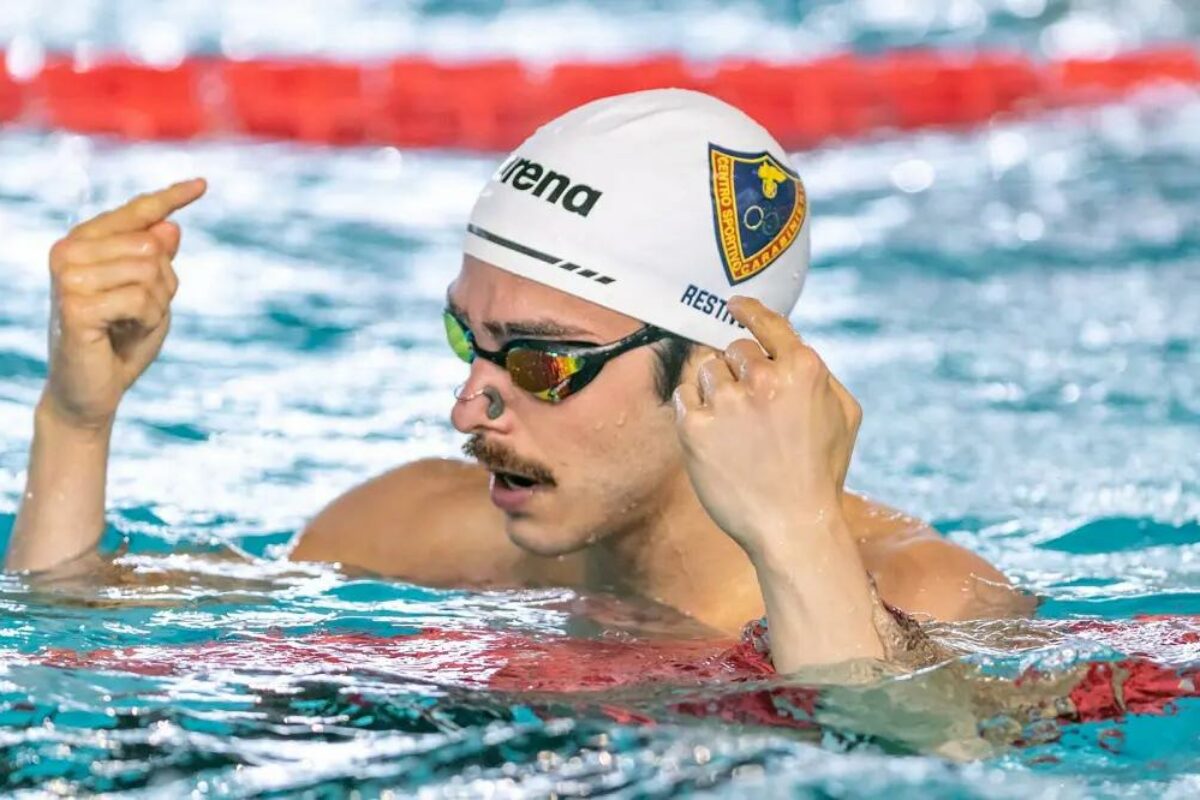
[707,144,807,285]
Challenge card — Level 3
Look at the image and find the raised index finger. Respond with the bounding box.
[70,178,207,241]
[728,296,801,359]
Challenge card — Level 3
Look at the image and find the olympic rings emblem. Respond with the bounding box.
[742,204,782,236]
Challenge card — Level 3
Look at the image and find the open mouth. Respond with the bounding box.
[492,470,545,491]
[464,435,557,494]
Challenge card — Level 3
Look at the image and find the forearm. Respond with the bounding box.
[749,510,886,672]
[5,400,112,572]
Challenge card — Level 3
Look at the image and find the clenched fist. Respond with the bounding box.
[42,179,207,429]
[672,296,863,561]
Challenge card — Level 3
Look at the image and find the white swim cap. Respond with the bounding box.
[463,89,810,350]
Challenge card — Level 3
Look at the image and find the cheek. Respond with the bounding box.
[531,359,681,495]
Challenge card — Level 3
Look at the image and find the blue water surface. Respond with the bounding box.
[2,2,1200,798]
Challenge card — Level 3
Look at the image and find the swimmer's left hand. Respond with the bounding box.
[675,298,895,669]
[672,296,862,561]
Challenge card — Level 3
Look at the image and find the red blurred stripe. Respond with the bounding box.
[222,59,375,144]
[35,57,206,139]
[0,64,21,122]
[0,48,1195,149]
[1056,47,1200,96]
[382,58,538,150]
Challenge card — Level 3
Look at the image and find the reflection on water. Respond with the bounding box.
[6,558,1200,795]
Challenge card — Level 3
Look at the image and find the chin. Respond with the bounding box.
[503,516,595,558]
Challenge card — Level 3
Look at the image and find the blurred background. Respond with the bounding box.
[2,0,1200,60]
[1,1,1199,796]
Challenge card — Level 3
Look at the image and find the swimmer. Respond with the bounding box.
[5,90,1033,673]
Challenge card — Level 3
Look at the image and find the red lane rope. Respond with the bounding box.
[1,48,1197,149]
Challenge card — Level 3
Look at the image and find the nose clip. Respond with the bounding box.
[454,384,505,420]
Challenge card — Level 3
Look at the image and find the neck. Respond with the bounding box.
[583,468,765,635]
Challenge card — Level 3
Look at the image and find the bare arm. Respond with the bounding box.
[751,514,887,668]
[5,180,207,573]
[6,408,113,572]
[753,506,1032,673]
[866,532,1037,622]
[667,296,1032,672]
[837,492,1034,622]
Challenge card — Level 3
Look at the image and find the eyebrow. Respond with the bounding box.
[445,298,595,341]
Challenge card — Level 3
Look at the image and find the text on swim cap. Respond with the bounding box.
[680,284,744,329]
[497,157,603,217]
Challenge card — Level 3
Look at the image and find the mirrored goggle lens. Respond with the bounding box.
[443,312,475,363]
[506,349,586,402]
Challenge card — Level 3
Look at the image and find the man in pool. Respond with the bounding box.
[5,90,1031,672]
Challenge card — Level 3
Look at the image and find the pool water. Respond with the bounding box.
[3,3,1200,798]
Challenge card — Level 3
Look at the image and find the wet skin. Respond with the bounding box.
[7,181,1033,672]
[294,257,1033,645]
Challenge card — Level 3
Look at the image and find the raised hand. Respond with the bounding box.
[672,296,889,668]
[672,296,863,561]
[43,179,207,429]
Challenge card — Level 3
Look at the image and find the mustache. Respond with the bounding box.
[463,435,558,487]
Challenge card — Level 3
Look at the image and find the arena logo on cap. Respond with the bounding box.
[707,144,807,285]
[497,156,603,217]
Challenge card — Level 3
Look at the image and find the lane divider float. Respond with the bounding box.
[1,48,1197,149]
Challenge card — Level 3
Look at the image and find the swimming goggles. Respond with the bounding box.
[443,309,670,403]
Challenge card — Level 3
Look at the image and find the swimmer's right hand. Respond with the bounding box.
[41,179,207,429]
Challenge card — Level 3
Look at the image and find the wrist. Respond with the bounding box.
[35,396,115,442]
[742,500,847,569]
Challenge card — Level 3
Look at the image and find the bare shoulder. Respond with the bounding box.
[844,493,1037,622]
[290,458,582,588]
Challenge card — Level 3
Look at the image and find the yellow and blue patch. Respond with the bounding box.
[707,144,807,285]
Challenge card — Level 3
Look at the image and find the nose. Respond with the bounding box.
[450,359,514,434]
